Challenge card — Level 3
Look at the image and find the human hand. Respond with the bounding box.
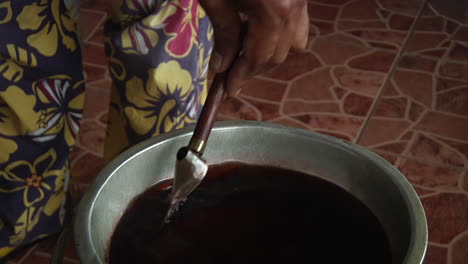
[200,0,309,96]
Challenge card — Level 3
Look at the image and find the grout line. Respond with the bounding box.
[372,149,468,171]
[269,114,357,139]
[33,251,81,264]
[287,65,325,83]
[84,40,105,47]
[74,138,105,158]
[428,241,450,247]
[448,229,468,247]
[445,230,468,264]
[255,75,290,84]
[409,179,463,192]
[70,148,87,168]
[279,98,339,104]
[418,132,468,144]
[355,1,429,144]
[459,170,467,192]
[405,50,468,67]
[83,14,107,42]
[431,74,437,109]
[427,0,468,27]
[82,62,107,69]
[448,244,452,264]
[411,108,468,119]
[400,65,468,83]
[411,182,464,194]
[286,112,366,119]
[313,34,400,52]
[437,84,468,94]
[314,35,369,50]
[17,244,39,264]
[418,191,441,199]
[422,133,468,168]
[85,79,112,87]
[238,95,282,105]
[77,147,104,159]
[279,80,292,116]
[398,112,428,158]
[63,257,81,264]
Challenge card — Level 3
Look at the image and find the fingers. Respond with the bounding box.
[200,0,242,73]
[226,0,309,96]
[271,0,309,63]
[225,16,283,96]
[224,54,249,96]
[292,2,309,52]
[202,0,309,96]
[225,1,286,95]
[271,7,299,64]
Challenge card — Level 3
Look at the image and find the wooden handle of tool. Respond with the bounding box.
[189,73,226,154]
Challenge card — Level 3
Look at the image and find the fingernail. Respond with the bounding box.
[210,51,222,72]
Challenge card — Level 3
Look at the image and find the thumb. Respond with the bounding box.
[200,0,241,73]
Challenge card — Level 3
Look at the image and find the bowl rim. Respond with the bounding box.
[74,120,428,264]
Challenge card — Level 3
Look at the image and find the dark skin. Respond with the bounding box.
[200,0,309,96]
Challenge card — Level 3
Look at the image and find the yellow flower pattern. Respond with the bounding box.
[9,207,44,245]
[29,76,84,146]
[0,1,12,25]
[0,149,67,246]
[1,149,63,207]
[0,85,39,136]
[0,0,213,257]
[0,44,38,83]
[0,0,83,256]
[0,137,17,164]
[119,3,176,55]
[106,38,127,81]
[124,60,197,136]
[0,247,14,260]
[0,86,40,163]
[16,0,77,56]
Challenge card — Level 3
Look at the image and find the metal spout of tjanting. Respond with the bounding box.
[161,147,208,226]
[161,72,227,228]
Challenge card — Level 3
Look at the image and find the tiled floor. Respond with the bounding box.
[5,0,468,263]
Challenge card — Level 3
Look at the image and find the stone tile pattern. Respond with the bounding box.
[70,6,109,198]
[357,3,468,264]
[359,3,468,171]
[307,0,425,50]
[7,1,468,264]
[220,0,437,142]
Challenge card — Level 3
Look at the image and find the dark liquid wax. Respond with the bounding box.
[108,163,392,264]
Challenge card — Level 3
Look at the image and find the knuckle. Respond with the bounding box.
[246,51,271,66]
[271,55,285,65]
[296,0,307,9]
[253,56,269,67]
[274,0,293,17]
[274,0,306,19]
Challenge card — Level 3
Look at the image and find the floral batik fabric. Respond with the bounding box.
[0,0,213,259]
[104,0,213,162]
[0,0,84,258]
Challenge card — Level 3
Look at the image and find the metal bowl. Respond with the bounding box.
[74,121,427,264]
